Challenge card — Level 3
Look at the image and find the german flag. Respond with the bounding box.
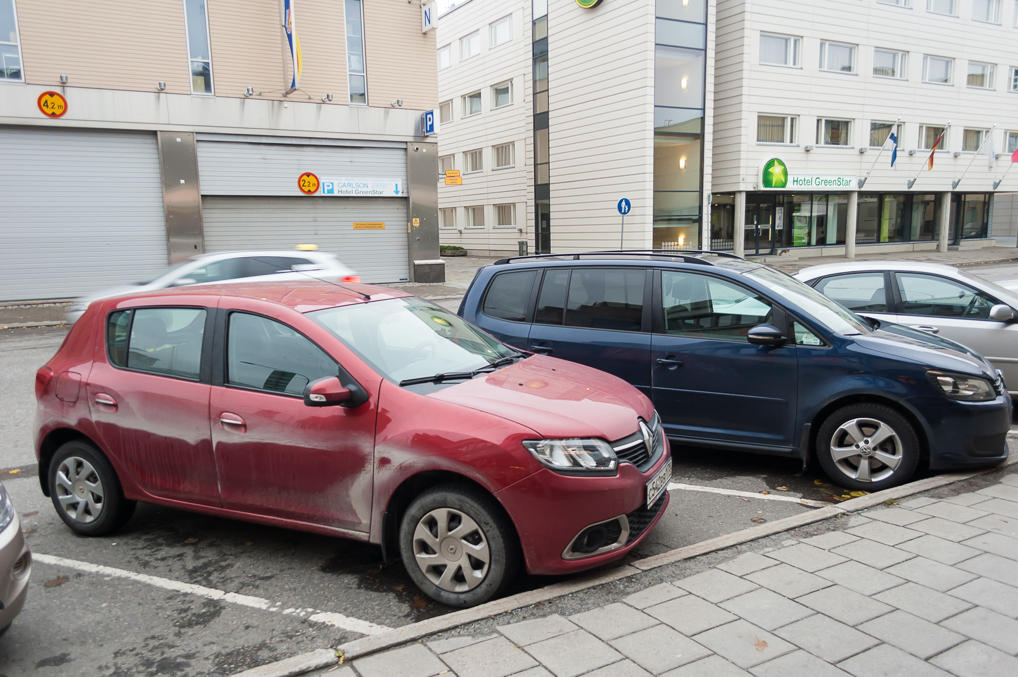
[928,131,945,170]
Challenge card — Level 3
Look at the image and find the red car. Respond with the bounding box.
[34,281,670,606]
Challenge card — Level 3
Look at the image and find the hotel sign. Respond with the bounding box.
[761,158,856,192]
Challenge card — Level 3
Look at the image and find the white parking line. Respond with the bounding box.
[668,482,831,508]
[32,552,391,636]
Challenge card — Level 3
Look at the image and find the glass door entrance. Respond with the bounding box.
[744,196,777,255]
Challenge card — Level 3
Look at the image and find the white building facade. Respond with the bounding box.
[710,0,1018,256]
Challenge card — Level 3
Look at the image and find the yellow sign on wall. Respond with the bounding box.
[353,222,385,230]
[444,169,462,186]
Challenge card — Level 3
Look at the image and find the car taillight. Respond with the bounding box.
[35,366,54,399]
[341,275,361,283]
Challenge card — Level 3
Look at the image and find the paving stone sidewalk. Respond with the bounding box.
[317,467,1018,677]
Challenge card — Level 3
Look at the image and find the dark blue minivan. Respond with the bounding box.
[459,252,1012,490]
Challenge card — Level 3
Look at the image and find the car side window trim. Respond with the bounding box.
[104,305,214,383]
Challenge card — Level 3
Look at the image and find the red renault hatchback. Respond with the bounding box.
[34,281,670,606]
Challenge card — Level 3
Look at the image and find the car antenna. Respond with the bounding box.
[250,256,372,301]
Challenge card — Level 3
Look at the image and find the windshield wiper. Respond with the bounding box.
[398,354,526,387]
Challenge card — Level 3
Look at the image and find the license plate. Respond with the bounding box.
[645,457,672,509]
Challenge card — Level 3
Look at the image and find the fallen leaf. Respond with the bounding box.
[184,537,199,544]
[22,511,37,517]
[760,490,770,495]
[7,468,21,475]
[848,490,868,497]
[755,639,768,652]
[814,479,826,486]
[751,517,766,523]
[775,486,789,491]
[44,575,69,588]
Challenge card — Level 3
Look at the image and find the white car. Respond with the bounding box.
[796,261,1018,398]
[67,250,358,323]
[0,481,31,638]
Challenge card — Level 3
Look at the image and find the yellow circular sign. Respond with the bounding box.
[576,0,604,7]
[37,91,68,118]
[297,172,320,195]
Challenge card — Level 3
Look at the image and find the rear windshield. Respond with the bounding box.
[746,266,871,336]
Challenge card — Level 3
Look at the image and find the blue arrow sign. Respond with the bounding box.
[617,198,631,215]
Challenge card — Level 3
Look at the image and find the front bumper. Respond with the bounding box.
[497,447,671,576]
[925,394,1012,471]
[0,513,31,632]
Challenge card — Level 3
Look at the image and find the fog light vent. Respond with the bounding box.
[562,516,629,560]
[12,550,30,577]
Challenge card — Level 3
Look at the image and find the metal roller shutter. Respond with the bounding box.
[201,196,410,283]
[0,127,167,301]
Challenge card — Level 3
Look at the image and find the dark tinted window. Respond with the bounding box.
[241,256,311,277]
[814,272,888,312]
[227,313,337,396]
[186,258,247,283]
[125,307,206,379]
[564,268,645,332]
[661,271,772,341]
[535,269,569,325]
[482,270,537,322]
[897,273,996,319]
[107,310,133,367]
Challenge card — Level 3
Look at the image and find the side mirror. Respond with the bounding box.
[304,376,352,407]
[989,304,1017,323]
[747,323,787,347]
[171,277,197,287]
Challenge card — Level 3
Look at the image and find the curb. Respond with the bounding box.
[237,449,1018,676]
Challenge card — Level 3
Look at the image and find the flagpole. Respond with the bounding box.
[908,120,951,189]
[858,119,900,189]
[993,161,1014,190]
[952,124,996,189]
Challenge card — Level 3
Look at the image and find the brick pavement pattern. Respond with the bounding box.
[333,477,1018,676]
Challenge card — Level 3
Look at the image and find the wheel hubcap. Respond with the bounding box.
[829,417,903,484]
[412,508,490,593]
[54,456,105,524]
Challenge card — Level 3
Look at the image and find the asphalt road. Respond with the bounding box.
[2,262,1017,675]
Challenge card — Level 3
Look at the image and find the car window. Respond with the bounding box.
[897,273,996,319]
[661,271,773,341]
[564,268,645,332]
[109,307,205,380]
[227,313,337,396]
[185,258,247,284]
[534,269,569,325]
[793,321,824,346]
[482,270,538,322]
[746,266,870,336]
[241,256,310,277]
[814,273,888,312]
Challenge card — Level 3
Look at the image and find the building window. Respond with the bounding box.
[439,99,453,124]
[490,15,511,48]
[870,121,903,147]
[819,41,856,73]
[963,128,989,152]
[1,0,23,81]
[877,0,911,6]
[655,45,705,108]
[345,0,367,104]
[972,0,1000,22]
[927,0,957,15]
[967,61,996,89]
[919,124,947,150]
[873,48,907,78]
[493,142,515,169]
[534,53,548,113]
[460,30,481,61]
[464,148,483,173]
[439,207,456,229]
[491,80,512,108]
[923,55,954,84]
[759,33,800,67]
[465,206,485,228]
[1006,130,1018,153]
[437,44,451,71]
[439,154,455,173]
[1011,66,1018,91]
[817,118,852,146]
[757,115,797,144]
[462,91,481,117]
[184,0,213,94]
[495,203,516,226]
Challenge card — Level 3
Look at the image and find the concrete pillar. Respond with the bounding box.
[937,192,951,252]
[845,191,858,259]
[734,191,746,258]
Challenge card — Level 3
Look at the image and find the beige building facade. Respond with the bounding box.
[0,0,440,301]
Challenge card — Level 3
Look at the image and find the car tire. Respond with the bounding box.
[48,440,136,536]
[399,485,519,608]
[816,404,920,492]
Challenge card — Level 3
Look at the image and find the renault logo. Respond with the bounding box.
[638,420,653,457]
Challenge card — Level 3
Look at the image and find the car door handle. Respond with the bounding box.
[529,345,553,354]
[219,413,246,431]
[93,393,118,408]
[915,325,941,334]
[656,357,684,367]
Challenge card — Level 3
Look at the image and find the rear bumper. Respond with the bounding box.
[0,513,31,631]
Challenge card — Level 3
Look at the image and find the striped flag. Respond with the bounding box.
[927,131,945,170]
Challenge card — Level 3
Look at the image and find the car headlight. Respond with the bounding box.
[522,438,618,474]
[0,484,15,532]
[928,371,996,402]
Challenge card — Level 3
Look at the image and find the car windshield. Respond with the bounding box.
[746,266,871,336]
[309,297,520,384]
[137,260,193,285]
[964,273,1018,307]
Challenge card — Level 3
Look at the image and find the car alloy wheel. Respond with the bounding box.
[816,403,919,491]
[48,440,135,536]
[54,456,105,524]
[412,507,490,593]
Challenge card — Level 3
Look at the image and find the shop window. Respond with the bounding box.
[963,128,989,152]
[956,194,989,239]
[0,0,23,81]
[759,33,800,67]
[927,0,957,15]
[757,115,797,144]
[817,118,852,146]
[967,61,996,89]
[345,0,367,104]
[462,91,482,117]
[710,194,735,251]
[495,203,516,227]
[493,142,515,169]
[460,30,481,61]
[491,81,512,108]
[184,0,213,94]
[439,100,453,124]
[919,124,947,150]
[465,205,484,228]
[820,41,856,74]
[873,49,907,79]
[870,121,902,148]
[439,207,456,229]
[437,44,451,71]
[464,149,483,173]
[923,55,954,84]
[490,15,512,48]
[972,0,1000,22]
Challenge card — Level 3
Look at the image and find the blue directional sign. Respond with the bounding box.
[617,198,631,215]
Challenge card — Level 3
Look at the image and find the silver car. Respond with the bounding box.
[0,481,31,637]
[796,261,1018,398]
[66,250,358,323]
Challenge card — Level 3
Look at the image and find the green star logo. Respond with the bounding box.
[762,158,788,188]
[575,0,604,7]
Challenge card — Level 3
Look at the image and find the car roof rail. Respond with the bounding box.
[492,249,745,266]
